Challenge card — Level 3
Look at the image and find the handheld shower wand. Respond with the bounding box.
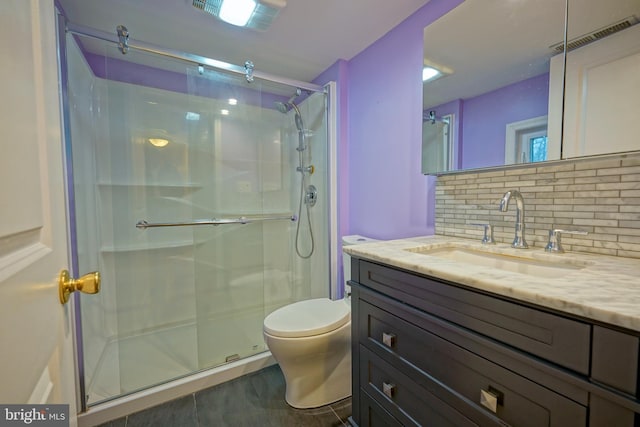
[274,93,315,259]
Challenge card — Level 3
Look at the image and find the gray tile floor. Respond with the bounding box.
[97,365,352,427]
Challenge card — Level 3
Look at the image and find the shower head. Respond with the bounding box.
[275,99,306,151]
[274,101,289,114]
[275,100,303,132]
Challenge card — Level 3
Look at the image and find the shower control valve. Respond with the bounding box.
[297,165,315,175]
[305,185,318,207]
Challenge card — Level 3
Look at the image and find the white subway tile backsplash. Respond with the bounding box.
[435,152,640,259]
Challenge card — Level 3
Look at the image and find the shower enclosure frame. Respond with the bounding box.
[57,12,340,418]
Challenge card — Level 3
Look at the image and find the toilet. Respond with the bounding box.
[263,235,378,409]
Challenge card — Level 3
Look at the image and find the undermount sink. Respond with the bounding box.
[406,245,586,278]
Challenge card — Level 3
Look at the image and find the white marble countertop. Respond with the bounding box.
[344,235,640,332]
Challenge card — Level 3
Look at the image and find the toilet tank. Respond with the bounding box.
[342,235,379,298]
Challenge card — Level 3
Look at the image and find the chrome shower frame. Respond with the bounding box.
[65,22,324,94]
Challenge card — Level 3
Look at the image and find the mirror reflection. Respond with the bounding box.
[422,0,640,175]
[561,0,640,160]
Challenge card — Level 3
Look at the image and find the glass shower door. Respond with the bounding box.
[186,67,273,368]
[67,29,331,406]
[71,42,207,403]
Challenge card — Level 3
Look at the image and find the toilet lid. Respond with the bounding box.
[263,298,350,338]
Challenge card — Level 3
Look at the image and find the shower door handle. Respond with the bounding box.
[58,269,101,304]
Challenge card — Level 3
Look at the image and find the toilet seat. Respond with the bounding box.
[264,298,350,338]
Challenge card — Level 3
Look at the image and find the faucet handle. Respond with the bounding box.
[545,228,588,253]
[470,223,495,245]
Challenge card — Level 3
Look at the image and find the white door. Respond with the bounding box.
[0,0,78,423]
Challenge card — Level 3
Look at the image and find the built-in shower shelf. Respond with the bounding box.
[97,182,203,191]
[100,239,201,253]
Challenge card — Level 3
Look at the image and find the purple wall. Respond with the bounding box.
[461,73,550,169]
[342,0,463,240]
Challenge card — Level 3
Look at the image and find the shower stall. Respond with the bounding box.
[421,110,454,174]
[61,20,337,412]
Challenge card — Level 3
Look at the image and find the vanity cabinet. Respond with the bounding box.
[350,259,640,427]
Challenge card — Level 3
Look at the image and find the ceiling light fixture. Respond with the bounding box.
[148,138,170,148]
[422,60,454,84]
[192,0,287,31]
[422,66,441,82]
[220,0,256,27]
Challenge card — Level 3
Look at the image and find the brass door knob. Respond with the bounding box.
[58,270,100,304]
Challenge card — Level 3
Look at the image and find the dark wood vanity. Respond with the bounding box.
[350,258,640,426]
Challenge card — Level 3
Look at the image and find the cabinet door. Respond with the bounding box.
[589,395,636,427]
[591,326,639,396]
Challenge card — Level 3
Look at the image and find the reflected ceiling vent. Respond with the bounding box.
[192,0,287,31]
[550,16,639,53]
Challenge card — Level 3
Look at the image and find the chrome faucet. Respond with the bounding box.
[499,190,528,248]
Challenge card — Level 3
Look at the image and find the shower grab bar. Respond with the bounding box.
[136,215,297,229]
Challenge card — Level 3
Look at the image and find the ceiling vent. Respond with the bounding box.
[193,0,286,31]
[550,16,639,53]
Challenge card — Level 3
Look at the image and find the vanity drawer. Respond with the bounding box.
[360,346,500,427]
[359,260,591,374]
[358,391,403,427]
[359,298,588,427]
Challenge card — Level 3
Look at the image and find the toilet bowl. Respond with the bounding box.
[262,235,378,409]
[263,298,351,408]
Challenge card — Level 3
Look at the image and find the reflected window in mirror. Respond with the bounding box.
[505,115,548,165]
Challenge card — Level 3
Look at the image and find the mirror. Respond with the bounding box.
[561,0,640,160]
[421,0,640,174]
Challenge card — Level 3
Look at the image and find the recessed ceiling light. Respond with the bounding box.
[220,0,256,27]
[192,0,287,31]
[221,109,230,115]
[422,66,441,82]
[422,61,453,83]
[228,98,238,105]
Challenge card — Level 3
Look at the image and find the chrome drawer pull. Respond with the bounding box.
[480,387,504,413]
[382,382,396,399]
[382,332,396,348]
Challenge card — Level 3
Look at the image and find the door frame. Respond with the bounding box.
[55,6,86,414]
